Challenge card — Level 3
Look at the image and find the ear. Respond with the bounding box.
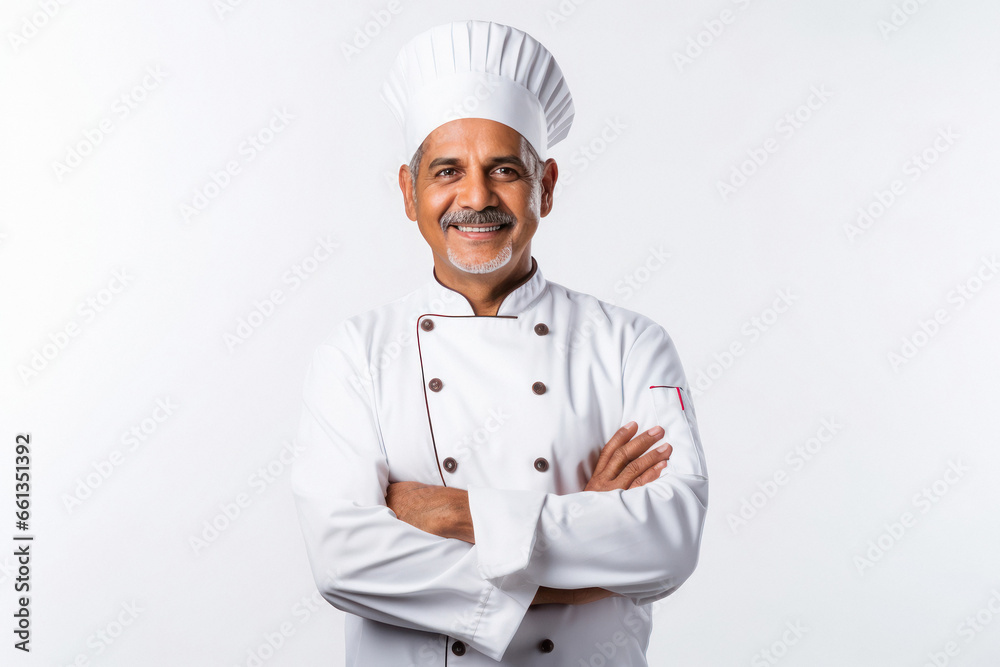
[398,164,417,221]
[539,158,559,218]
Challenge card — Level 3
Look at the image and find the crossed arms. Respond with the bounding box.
[385,420,674,606]
[290,320,708,661]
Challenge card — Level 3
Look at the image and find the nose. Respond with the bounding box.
[454,168,499,211]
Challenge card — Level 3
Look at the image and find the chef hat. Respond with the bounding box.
[381,20,574,162]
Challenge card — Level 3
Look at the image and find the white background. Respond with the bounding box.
[2,1,999,665]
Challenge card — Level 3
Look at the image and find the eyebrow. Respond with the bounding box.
[426,155,529,172]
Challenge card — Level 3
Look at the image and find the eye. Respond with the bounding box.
[435,168,457,177]
[493,167,519,178]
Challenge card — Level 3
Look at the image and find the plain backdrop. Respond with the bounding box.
[2,1,999,665]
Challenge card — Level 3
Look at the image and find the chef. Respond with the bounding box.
[291,20,709,666]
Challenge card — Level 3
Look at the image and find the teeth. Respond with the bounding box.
[455,225,503,232]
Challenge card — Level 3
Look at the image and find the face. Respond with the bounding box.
[398,118,557,282]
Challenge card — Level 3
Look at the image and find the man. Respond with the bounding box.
[291,20,708,666]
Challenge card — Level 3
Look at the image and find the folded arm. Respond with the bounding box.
[466,321,709,605]
[386,420,677,605]
[290,336,538,661]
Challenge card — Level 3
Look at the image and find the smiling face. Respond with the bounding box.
[398,118,557,286]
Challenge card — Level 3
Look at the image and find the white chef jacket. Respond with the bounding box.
[291,256,708,666]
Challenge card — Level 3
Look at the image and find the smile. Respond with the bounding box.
[453,225,506,233]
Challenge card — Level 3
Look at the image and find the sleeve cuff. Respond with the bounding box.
[466,570,539,661]
[467,486,546,580]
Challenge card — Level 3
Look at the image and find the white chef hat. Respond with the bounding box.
[381,20,574,162]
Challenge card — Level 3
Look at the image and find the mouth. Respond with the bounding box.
[447,222,512,239]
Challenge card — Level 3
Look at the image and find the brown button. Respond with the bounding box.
[429,378,443,392]
[538,638,554,653]
[420,318,434,331]
[532,381,546,395]
[443,457,458,473]
[452,640,466,656]
[534,323,549,336]
[534,458,549,472]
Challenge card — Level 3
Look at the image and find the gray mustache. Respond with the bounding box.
[440,208,516,230]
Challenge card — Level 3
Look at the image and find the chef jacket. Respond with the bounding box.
[291,256,708,666]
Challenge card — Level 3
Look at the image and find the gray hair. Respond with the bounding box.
[407,135,546,210]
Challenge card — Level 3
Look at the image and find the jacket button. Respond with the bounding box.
[428,378,443,392]
[532,381,546,395]
[443,457,458,473]
[534,458,549,472]
[420,318,434,331]
[538,638,555,653]
[452,640,466,656]
[534,323,549,336]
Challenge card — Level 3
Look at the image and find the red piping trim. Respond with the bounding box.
[648,385,685,410]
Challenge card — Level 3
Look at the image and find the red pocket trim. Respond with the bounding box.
[648,385,684,410]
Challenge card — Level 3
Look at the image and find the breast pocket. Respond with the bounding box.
[649,385,707,478]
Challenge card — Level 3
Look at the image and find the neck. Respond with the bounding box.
[433,253,535,316]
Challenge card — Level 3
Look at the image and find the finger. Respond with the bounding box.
[618,442,671,488]
[593,421,639,475]
[628,456,670,490]
[606,426,664,477]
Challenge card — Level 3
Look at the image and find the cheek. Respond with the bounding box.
[498,183,538,214]
[416,187,452,216]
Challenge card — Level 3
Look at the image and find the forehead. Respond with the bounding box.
[421,118,525,158]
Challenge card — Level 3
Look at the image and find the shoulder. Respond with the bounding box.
[545,278,669,347]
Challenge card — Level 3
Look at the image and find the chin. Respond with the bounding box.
[447,246,514,274]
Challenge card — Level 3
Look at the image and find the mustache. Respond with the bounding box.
[440,208,516,231]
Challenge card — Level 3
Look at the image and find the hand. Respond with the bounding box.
[531,586,618,606]
[584,421,672,492]
[385,482,475,543]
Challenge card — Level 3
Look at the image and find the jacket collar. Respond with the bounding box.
[424,256,546,317]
